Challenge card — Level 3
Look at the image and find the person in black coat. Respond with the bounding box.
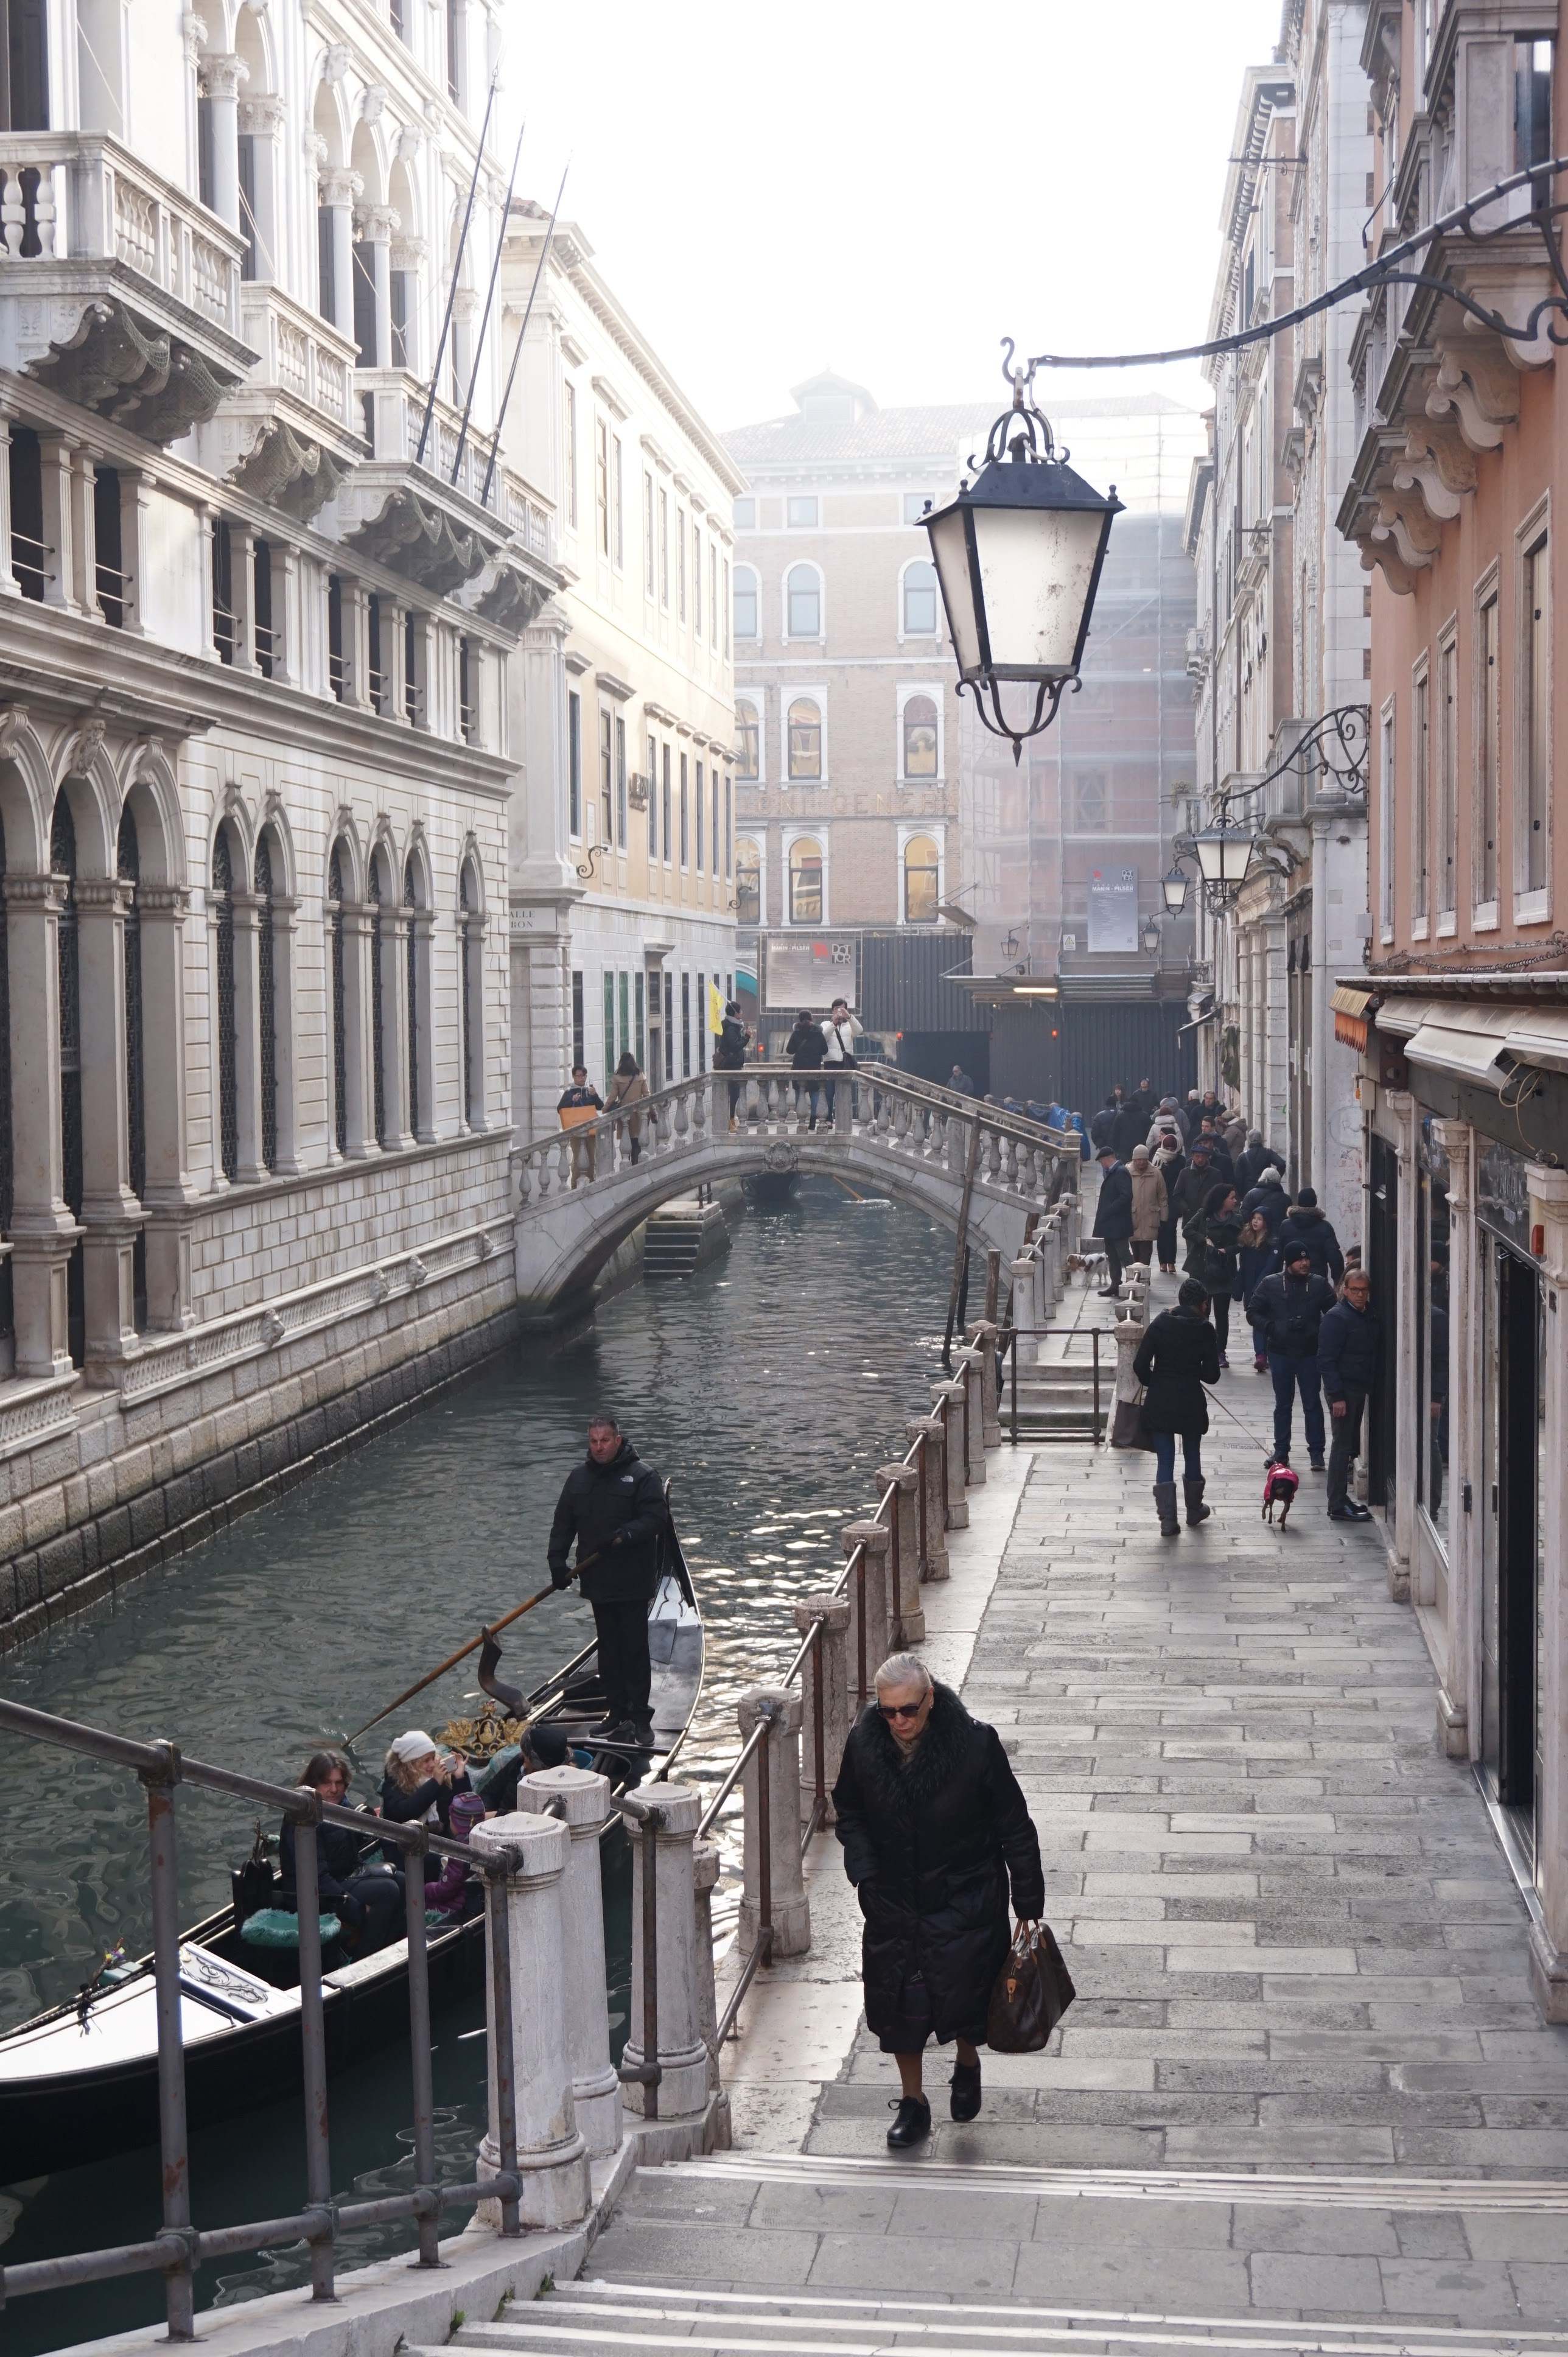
[279,1750,405,1953]
[1090,1094,1119,1152]
[786,1008,828,1128]
[714,999,750,1128]
[1275,1188,1345,1284]
[1245,1247,1337,1468]
[832,1656,1044,2148]
[1199,1185,1242,1367]
[1133,1280,1221,1535]
[1091,1148,1134,1295]
[1318,1268,1379,1520]
[1234,1131,1286,1193]
[1110,1097,1148,1163]
[548,1417,668,1742]
[1169,1144,1216,1232]
[1239,1168,1290,1236]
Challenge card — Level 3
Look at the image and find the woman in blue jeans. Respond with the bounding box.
[1133,1278,1222,1538]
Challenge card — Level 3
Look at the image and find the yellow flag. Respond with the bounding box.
[707,980,725,1035]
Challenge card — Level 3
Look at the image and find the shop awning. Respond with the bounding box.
[1372,995,1568,1092]
[1331,985,1372,1019]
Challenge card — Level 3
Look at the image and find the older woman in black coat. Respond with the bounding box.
[1133,1277,1221,1538]
[832,1652,1045,2149]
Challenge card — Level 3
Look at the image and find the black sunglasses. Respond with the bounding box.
[878,1695,928,1721]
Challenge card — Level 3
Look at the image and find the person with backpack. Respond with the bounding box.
[1276,1186,1345,1284]
[1245,1242,1337,1470]
[786,1008,828,1128]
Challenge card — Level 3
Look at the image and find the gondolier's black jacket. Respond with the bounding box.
[548,1436,667,1603]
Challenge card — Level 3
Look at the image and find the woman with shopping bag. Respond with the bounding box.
[832,1651,1046,2149]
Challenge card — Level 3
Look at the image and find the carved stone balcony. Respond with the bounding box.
[199,284,365,523]
[0,131,253,443]
[315,369,559,628]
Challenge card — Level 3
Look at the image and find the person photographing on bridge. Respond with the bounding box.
[548,1415,668,1746]
[821,996,863,1124]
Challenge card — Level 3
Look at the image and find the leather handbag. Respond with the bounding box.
[985,1920,1077,2053]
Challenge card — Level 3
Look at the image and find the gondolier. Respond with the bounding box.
[548,1414,668,1745]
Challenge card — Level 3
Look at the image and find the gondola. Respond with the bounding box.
[0,1518,702,2175]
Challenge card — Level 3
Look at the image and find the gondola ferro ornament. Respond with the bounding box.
[920,342,1122,764]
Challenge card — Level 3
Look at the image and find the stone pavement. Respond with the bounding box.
[565,1264,1568,2344]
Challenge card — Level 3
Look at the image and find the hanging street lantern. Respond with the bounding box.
[1161,863,1192,916]
[922,350,1122,765]
[1190,823,1255,905]
[1141,918,1161,954]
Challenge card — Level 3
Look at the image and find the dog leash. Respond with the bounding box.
[1200,1381,1275,1459]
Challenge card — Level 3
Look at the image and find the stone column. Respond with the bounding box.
[469,1812,591,2228]
[136,885,197,1331]
[267,541,299,688]
[520,1765,620,2159]
[342,575,373,710]
[116,468,151,636]
[265,893,303,1175]
[877,1461,925,1645]
[200,54,245,232]
[841,1519,890,1707]
[320,167,359,338]
[228,521,258,674]
[37,434,79,612]
[5,873,80,1375]
[929,1377,970,1528]
[691,1840,731,2143]
[619,1781,712,2138]
[359,203,395,371]
[906,1412,950,1578]
[228,890,268,1185]
[382,595,406,720]
[75,878,141,1375]
[341,903,379,1157]
[380,905,415,1151]
[69,448,97,615]
[735,1690,810,1961]
[1432,1118,1475,1757]
[1527,1166,1568,2020]
[0,410,17,597]
[791,1591,850,1830]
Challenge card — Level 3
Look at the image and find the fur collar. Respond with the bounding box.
[854,1683,980,1815]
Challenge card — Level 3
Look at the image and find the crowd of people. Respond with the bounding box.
[1087,1080,1380,1536]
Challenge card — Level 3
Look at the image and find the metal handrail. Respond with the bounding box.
[997,1322,1107,1445]
[0,1696,523,2330]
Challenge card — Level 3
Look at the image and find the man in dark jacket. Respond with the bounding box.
[1276,1187,1345,1284]
[1091,1147,1135,1294]
[1245,1245,1337,1469]
[1110,1096,1148,1162]
[548,1416,668,1743]
[1318,1269,1379,1521]
[833,1655,1043,2147]
[1196,1116,1236,1185]
[1090,1093,1119,1152]
[1239,1166,1290,1236]
[1234,1130,1286,1193]
[1169,1142,1216,1230]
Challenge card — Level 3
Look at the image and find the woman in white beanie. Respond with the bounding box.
[380,1729,472,1835]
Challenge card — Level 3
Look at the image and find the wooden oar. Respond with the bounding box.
[344,1554,600,1746]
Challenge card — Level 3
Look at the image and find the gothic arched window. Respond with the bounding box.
[254,830,278,1172]
[52,792,83,1364]
[403,854,421,1140]
[0,812,11,1345]
[212,827,239,1181]
[458,861,475,1129]
[368,856,387,1146]
[117,804,147,1327]
[328,839,348,1155]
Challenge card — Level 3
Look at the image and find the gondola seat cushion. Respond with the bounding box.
[240,1907,342,1949]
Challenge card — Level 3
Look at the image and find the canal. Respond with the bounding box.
[0,1180,953,2351]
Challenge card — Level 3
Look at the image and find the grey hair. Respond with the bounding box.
[873,1651,932,1695]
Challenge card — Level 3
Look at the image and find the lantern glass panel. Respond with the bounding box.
[968,502,1105,677]
[926,506,981,674]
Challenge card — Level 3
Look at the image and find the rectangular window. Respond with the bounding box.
[317,205,335,326]
[603,971,615,1087]
[571,969,584,1072]
[723,559,730,656]
[612,436,624,567]
[446,0,464,103]
[712,772,720,876]
[568,689,582,836]
[659,488,670,606]
[724,777,732,877]
[564,382,578,531]
[1523,531,1550,894]
[595,417,610,556]
[733,496,756,529]
[1477,588,1500,909]
[710,545,718,646]
[680,753,690,866]
[1438,635,1458,917]
[698,974,707,1073]
[599,708,613,846]
[634,972,645,1068]
[737,701,758,779]
[677,510,687,620]
[787,494,819,528]
[352,237,377,366]
[647,733,659,860]
[1412,665,1429,925]
[615,715,628,848]
[696,760,704,870]
[1379,703,1395,935]
[1516,37,1555,174]
[618,970,631,1067]
[237,133,259,281]
[681,971,692,1077]
[693,524,702,634]
[662,745,673,864]
[390,270,411,369]
[643,472,655,594]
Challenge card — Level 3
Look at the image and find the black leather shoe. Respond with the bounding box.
[950,2059,982,2122]
[592,1720,636,1745]
[886,2095,931,2149]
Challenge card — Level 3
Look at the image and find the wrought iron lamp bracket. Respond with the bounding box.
[575,844,610,884]
[963,671,1078,766]
[1221,706,1371,811]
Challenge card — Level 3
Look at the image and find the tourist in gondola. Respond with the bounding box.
[380,1730,473,1833]
[548,1414,669,1746]
[279,1750,405,1953]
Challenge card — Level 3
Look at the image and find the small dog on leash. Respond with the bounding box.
[1262,1460,1301,1529]
[1067,1252,1107,1281]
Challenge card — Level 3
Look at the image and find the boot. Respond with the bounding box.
[1153,1481,1180,1537]
[1184,1477,1211,1527]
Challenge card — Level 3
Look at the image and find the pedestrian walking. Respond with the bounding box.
[1110,1094,1149,1163]
[821,996,862,1122]
[1090,1093,1120,1152]
[1127,1143,1165,1267]
[949,1062,976,1097]
[1198,1183,1242,1368]
[1245,1243,1337,1470]
[1236,1211,1278,1371]
[1196,1116,1236,1185]
[831,1651,1045,2148]
[1222,1109,1248,1158]
[604,1051,653,1164]
[1091,1146,1134,1295]
[1130,1076,1157,1121]
[1151,1128,1185,1272]
[1133,1278,1221,1536]
[1170,1141,1216,1235]
[714,998,751,1130]
[1239,1165,1290,1237]
[1234,1130,1285,1193]
[1276,1186,1345,1284]
[557,1065,604,1185]
[786,1007,828,1127]
[1318,1267,1379,1521]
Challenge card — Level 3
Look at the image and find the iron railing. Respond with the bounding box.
[998,1324,1107,1445]
[0,1696,537,2334]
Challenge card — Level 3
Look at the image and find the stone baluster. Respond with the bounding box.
[841,1518,891,1706]
[620,1781,713,2155]
[791,1590,850,1830]
[470,1812,592,2229]
[906,1413,950,1580]
[520,1765,621,2159]
[735,1692,811,1959]
[691,1840,732,2144]
[877,1460,925,1645]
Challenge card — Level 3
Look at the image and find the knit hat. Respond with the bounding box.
[390,1729,438,1763]
[1247,1129,1262,1146]
[1296,1186,1318,1207]
[448,1791,486,1843]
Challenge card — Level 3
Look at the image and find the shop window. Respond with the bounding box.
[1418,1132,1450,1552]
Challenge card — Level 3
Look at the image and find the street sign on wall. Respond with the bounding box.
[763,933,860,1010]
[1087,867,1138,954]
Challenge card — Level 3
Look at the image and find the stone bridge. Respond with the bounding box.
[511,1064,1080,1314]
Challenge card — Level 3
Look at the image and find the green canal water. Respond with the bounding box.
[0,1181,954,2350]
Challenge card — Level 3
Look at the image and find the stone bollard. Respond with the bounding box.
[1039,1220,1060,1315]
[735,1687,811,1959]
[792,1589,850,1828]
[471,1812,592,2228]
[969,1320,1003,1449]
[841,1518,891,1706]
[953,1348,987,1485]
[876,1462,925,1645]
[619,1780,712,2155]
[928,1379,970,1529]
[691,1838,732,2145]
[1110,1313,1146,1450]
[520,1765,620,2159]
[906,1415,950,1580]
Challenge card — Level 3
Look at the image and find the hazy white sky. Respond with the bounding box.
[504,0,1284,436]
